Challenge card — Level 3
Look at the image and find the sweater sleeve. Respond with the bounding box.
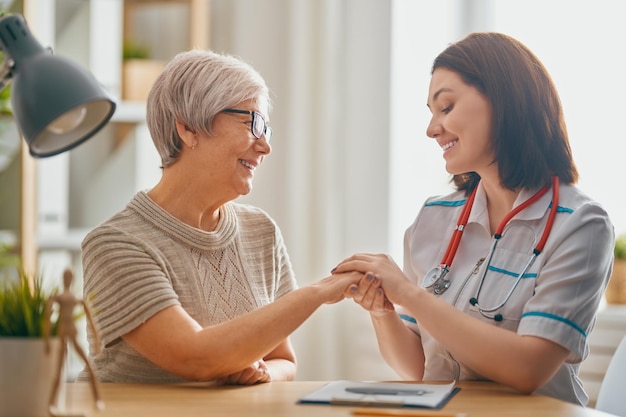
[81,223,181,347]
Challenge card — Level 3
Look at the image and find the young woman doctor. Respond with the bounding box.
[332,32,614,405]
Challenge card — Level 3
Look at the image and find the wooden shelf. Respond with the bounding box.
[122,0,210,101]
[123,0,210,52]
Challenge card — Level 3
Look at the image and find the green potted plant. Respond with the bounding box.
[0,34,20,173]
[122,39,165,101]
[606,234,626,304]
[0,271,58,337]
[123,40,151,61]
[0,82,11,116]
[0,247,61,417]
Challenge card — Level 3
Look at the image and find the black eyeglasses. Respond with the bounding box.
[222,109,272,142]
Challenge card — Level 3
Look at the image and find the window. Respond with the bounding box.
[390,0,626,261]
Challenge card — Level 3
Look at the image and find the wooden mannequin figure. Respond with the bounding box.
[45,268,104,415]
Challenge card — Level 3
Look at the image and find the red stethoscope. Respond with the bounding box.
[422,176,560,321]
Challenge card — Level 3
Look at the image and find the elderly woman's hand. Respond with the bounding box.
[216,360,271,385]
[344,272,395,317]
[312,271,364,304]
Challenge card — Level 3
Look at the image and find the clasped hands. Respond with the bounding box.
[331,253,408,315]
[219,254,406,386]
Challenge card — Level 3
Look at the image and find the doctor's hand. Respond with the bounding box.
[216,360,271,385]
[344,272,395,318]
[332,253,411,304]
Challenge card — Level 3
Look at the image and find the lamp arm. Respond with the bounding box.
[0,57,14,91]
[0,45,52,90]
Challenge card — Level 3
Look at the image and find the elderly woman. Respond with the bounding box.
[78,50,360,384]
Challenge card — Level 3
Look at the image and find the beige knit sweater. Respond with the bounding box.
[77,192,296,383]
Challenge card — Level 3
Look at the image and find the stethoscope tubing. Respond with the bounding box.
[471,246,537,313]
[424,185,478,294]
[442,184,478,268]
[425,176,560,320]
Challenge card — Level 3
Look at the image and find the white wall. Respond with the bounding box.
[493,0,626,237]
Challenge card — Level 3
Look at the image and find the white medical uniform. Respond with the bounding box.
[397,181,614,405]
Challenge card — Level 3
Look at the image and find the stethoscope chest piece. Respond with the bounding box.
[423,265,451,294]
[423,266,444,288]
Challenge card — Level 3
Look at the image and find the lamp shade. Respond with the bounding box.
[0,14,116,157]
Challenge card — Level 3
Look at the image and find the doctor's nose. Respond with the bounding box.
[426,117,442,139]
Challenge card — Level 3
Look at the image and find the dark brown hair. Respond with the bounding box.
[432,32,578,193]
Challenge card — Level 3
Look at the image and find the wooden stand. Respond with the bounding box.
[606,259,626,304]
[121,59,165,102]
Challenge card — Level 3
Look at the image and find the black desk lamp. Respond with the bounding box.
[0,13,115,158]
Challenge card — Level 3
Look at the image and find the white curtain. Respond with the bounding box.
[211,0,395,380]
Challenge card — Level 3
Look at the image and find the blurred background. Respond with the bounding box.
[0,0,625,404]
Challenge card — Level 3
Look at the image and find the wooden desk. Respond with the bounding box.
[60,381,614,417]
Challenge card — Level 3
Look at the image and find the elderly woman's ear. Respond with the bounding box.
[175,120,198,150]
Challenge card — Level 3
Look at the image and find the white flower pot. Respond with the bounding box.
[0,337,63,417]
[122,59,166,101]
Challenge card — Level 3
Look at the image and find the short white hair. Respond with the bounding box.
[146,49,271,167]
